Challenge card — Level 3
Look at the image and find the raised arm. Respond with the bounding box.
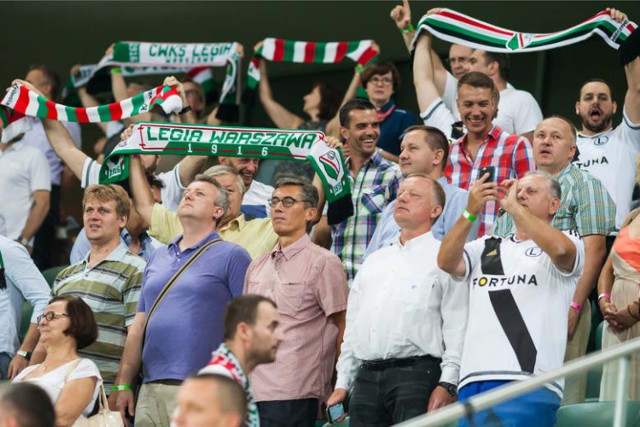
[390,0,415,53]
[413,31,442,114]
[257,54,305,129]
[71,64,110,134]
[129,154,155,229]
[438,175,494,278]
[325,68,364,138]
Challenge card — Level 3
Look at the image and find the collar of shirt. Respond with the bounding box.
[456,124,502,149]
[221,214,247,232]
[169,230,221,255]
[346,150,385,174]
[271,234,311,262]
[81,240,129,269]
[377,99,397,122]
[554,162,575,181]
[394,230,434,250]
[0,140,26,154]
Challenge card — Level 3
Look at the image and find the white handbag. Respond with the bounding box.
[73,384,124,427]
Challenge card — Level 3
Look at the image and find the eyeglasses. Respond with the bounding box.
[269,197,306,208]
[37,312,69,323]
[368,76,393,86]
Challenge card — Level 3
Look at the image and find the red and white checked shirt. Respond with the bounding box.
[445,126,535,236]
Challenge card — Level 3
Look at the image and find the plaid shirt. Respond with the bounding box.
[331,151,401,283]
[445,125,535,236]
[491,163,615,237]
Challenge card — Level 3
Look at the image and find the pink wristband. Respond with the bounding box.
[570,301,582,311]
[598,293,611,301]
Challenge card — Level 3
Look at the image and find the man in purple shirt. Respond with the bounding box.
[244,177,349,427]
[115,174,251,427]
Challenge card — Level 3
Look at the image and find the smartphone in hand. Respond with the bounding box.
[479,165,495,182]
[326,403,346,424]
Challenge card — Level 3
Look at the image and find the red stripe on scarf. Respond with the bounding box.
[15,86,30,114]
[45,99,58,120]
[76,108,89,122]
[274,39,286,61]
[304,42,317,63]
[109,101,123,121]
[441,10,512,36]
[357,47,378,66]
[335,42,348,61]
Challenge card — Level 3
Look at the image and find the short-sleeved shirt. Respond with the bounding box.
[460,232,584,398]
[138,231,251,383]
[491,163,615,238]
[54,242,146,387]
[376,100,418,156]
[242,180,274,220]
[244,234,348,402]
[0,236,50,357]
[331,151,402,282]
[445,125,535,237]
[13,358,102,417]
[149,204,277,259]
[81,158,185,212]
[0,141,51,240]
[573,109,640,231]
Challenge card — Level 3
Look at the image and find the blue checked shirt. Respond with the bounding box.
[331,151,402,283]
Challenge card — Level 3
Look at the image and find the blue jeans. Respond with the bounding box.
[0,352,12,380]
[458,381,561,427]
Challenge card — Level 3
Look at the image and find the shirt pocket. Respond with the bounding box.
[360,185,388,215]
[275,282,308,318]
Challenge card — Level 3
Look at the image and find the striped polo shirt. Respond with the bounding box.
[53,242,146,389]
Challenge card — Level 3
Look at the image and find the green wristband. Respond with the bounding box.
[356,64,364,72]
[462,209,477,222]
[110,67,122,75]
[112,384,132,391]
[401,24,415,34]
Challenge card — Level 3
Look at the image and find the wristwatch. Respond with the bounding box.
[438,381,458,397]
[16,350,32,361]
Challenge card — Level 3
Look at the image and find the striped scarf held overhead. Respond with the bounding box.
[247,38,378,89]
[0,82,182,143]
[411,8,637,52]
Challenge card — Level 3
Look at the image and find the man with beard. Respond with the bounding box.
[572,13,640,242]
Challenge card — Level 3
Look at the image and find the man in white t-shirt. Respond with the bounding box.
[438,171,584,427]
[572,19,640,236]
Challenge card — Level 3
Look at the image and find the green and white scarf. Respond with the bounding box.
[411,8,637,52]
[1,82,182,142]
[63,41,241,118]
[247,38,378,89]
[99,122,353,223]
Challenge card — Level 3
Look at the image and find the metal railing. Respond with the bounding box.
[395,336,640,427]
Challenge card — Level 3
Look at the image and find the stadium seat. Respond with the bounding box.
[555,400,640,427]
[322,417,349,427]
[41,264,69,288]
[18,301,33,343]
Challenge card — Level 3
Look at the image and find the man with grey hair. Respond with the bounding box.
[491,116,615,404]
[115,168,252,427]
[438,170,584,426]
[244,177,349,427]
[129,159,278,259]
[329,174,467,425]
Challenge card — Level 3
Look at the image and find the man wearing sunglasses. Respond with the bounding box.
[243,177,348,427]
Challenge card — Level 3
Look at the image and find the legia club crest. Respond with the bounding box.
[319,150,340,180]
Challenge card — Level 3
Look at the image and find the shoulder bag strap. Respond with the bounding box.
[140,238,222,352]
[63,358,84,383]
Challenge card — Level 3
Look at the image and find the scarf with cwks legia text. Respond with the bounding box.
[411,8,637,52]
[246,38,378,90]
[0,82,183,143]
[204,344,259,427]
[100,121,353,224]
[63,41,242,120]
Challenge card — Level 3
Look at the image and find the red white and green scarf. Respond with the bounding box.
[247,38,378,89]
[1,82,182,143]
[204,344,259,427]
[63,42,241,117]
[412,8,637,52]
[99,121,353,224]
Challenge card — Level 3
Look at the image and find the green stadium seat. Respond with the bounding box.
[555,400,640,427]
[322,416,349,427]
[41,264,69,288]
